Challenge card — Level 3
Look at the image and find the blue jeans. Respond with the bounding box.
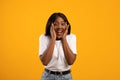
[41,70,72,80]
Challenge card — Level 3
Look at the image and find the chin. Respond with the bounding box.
[56,36,62,40]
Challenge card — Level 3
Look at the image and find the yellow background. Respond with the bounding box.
[0,0,120,80]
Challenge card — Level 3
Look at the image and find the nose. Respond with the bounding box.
[57,24,62,28]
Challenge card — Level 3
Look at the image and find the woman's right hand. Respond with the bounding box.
[50,23,56,40]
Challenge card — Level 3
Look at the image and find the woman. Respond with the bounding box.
[39,12,77,80]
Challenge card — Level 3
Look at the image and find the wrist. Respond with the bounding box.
[51,37,56,42]
[62,36,66,41]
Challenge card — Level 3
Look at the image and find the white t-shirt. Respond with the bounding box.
[39,34,77,71]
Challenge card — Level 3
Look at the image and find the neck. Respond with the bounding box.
[56,38,62,40]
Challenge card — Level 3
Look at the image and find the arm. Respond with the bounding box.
[40,38,55,66]
[62,37,76,65]
[40,23,56,66]
[62,24,76,65]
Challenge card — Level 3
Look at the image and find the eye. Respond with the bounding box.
[61,23,65,26]
[54,23,58,26]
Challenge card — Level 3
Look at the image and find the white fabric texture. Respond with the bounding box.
[39,34,77,71]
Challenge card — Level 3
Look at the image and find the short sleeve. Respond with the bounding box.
[68,34,77,54]
[39,34,48,56]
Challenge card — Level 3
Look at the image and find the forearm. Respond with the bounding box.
[40,39,55,66]
[62,38,76,65]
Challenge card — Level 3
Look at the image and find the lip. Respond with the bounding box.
[57,31,62,33]
[56,29,63,33]
[56,32,63,35]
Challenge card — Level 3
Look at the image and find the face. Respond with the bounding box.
[53,17,67,39]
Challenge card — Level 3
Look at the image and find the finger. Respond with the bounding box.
[50,23,53,34]
[50,23,52,30]
[51,23,54,31]
[65,23,69,30]
[67,24,69,30]
[51,23,54,26]
[52,23,55,29]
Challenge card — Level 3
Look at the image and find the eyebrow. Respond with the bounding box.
[54,21,65,23]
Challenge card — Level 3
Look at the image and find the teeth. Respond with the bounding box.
[57,31,62,32]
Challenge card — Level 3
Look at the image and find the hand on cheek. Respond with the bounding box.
[62,23,69,39]
[50,23,56,40]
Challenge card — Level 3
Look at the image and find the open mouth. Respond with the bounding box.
[56,30,63,35]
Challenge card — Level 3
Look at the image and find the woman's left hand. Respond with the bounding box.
[62,23,69,39]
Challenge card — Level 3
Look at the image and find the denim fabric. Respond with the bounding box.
[41,70,72,80]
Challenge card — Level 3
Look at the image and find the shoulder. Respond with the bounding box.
[39,34,50,41]
[66,33,76,39]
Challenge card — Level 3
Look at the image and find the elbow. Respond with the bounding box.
[67,59,75,65]
[39,55,48,66]
[68,61,74,65]
[39,59,48,66]
[68,56,76,65]
[68,63,73,65]
[42,62,48,66]
[41,59,48,66]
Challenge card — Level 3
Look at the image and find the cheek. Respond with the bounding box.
[63,25,66,28]
[63,27,67,31]
[54,27,57,31]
